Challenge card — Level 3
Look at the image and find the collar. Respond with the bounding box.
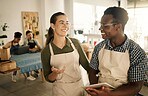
[106,34,130,51]
[51,37,71,48]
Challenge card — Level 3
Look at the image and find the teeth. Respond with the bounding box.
[62,29,67,32]
[101,33,105,35]
[62,30,66,32]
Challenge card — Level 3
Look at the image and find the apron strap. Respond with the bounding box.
[49,43,54,56]
[66,37,76,50]
[49,37,76,56]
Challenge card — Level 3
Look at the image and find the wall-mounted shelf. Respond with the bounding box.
[0,35,7,38]
[83,34,102,48]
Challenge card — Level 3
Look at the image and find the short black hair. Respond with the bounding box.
[14,32,22,38]
[104,7,129,30]
[26,30,32,35]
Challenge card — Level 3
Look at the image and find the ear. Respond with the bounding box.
[50,23,55,30]
[116,24,122,31]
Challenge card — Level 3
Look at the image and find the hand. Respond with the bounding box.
[51,66,65,74]
[85,86,111,96]
[47,66,66,81]
[29,48,38,52]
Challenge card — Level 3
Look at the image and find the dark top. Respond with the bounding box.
[41,37,90,82]
[28,40,36,49]
[10,41,20,55]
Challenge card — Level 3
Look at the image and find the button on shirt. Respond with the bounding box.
[90,35,148,82]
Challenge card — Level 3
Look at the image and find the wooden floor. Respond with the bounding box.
[0,72,147,96]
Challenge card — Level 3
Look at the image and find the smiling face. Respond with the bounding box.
[99,15,120,40]
[51,15,70,38]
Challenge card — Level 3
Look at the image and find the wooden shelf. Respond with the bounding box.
[83,34,102,48]
[0,35,7,38]
[0,67,20,74]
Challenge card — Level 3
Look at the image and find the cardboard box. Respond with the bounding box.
[0,48,11,60]
[0,60,16,72]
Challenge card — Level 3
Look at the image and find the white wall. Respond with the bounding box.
[75,0,117,7]
[0,0,65,46]
[42,0,64,29]
[74,0,127,8]
[40,0,64,44]
[72,0,127,36]
[0,0,127,46]
[0,0,40,44]
[64,0,74,37]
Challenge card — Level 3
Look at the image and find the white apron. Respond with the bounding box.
[98,45,130,88]
[49,38,85,96]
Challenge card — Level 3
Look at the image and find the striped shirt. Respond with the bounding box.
[90,35,148,82]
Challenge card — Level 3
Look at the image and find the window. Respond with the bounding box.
[74,2,94,34]
[126,8,148,50]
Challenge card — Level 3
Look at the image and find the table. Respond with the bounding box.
[10,52,42,74]
[11,52,44,81]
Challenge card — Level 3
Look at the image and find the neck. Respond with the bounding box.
[53,37,66,49]
[110,34,125,48]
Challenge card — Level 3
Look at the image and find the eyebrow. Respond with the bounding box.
[100,21,114,24]
[59,20,69,23]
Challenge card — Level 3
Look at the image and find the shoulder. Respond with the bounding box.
[41,45,50,56]
[23,39,28,43]
[24,38,28,41]
[94,40,106,51]
[96,40,106,47]
[41,45,51,63]
[69,37,79,43]
[7,41,12,45]
[68,37,83,51]
[128,39,145,53]
[69,37,80,47]
[32,39,38,42]
[128,39,147,63]
[3,41,12,48]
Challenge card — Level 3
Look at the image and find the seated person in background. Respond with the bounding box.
[24,30,41,52]
[3,32,22,82]
[23,30,42,80]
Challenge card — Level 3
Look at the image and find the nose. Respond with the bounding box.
[65,24,69,27]
[61,23,67,28]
